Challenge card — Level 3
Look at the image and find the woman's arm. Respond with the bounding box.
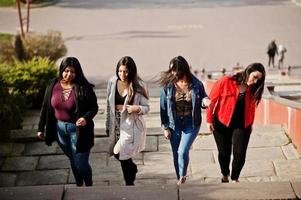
[206,78,224,124]
[105,80,112,134]
[160,88,169,129]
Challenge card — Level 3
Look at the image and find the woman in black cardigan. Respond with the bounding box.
[37,57,98,186]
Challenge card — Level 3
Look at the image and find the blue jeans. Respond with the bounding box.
[56,120,92,186]
[170,115,200,179]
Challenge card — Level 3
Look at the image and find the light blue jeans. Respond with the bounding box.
[56,120,92,186]
[170,115,200,179]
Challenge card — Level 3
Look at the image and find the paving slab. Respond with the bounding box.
[10,143,25,156]
[9,129,38,142]
[158,135,172,152]
[190,163,221,178]
[249,126,289,148]
[240,160,275,178]
[190,150,215,172]
[90,138,109,153]
[245,147,285,161]
[274,159,301,181]
[16,169,69,186]
[2,156,39,171]
[0,143,13,157]
[282,143,301,160]
[193,135,217,150]
[139,152,175,179]
[0,185,64,200]
[90,153,107,168]
[179,182,296,200]
[0,173,17,187]
[94,128,108,137]
[37,155,70,170]
[144,135,158,152]
[64,185,178,200]
[23,142,59,156]
[291,181,301,199]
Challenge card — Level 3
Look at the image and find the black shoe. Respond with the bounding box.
[221,176,229,183]
[221,178,229,183]
[126,182,135,186]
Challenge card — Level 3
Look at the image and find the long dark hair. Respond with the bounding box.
[231,62,265,105]
[158,56,192,88]
[116,56,148,103]
[59,57,94,87]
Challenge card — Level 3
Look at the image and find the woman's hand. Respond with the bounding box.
[76,117,87,126]
[37,132,45,140]
[207,123,214,132]
[164,129,171,140]
[126,105,141,114]
[202,97,211,108]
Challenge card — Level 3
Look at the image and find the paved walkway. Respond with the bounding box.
[1,1,301,82]
[1,87,301,199]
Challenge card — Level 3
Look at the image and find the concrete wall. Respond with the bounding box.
[204,80,301,154]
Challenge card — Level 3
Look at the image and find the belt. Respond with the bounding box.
[176,112,192,116]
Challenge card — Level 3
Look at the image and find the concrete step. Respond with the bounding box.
[0,182,300,200]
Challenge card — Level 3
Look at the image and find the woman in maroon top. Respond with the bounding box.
[206,63,265,183]
[37,57,98,186]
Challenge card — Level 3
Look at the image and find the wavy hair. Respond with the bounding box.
[158,56,192,88]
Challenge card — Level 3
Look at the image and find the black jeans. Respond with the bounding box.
[114,154,138,185]
[213,118,251,180]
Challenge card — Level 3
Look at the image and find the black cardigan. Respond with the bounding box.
[38,78,98,153]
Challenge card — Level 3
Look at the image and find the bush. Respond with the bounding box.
[0,70,25,137]
[0,31,67,64]
[0,33,15,64]
[1,57,58,108]
[23,30,67,62]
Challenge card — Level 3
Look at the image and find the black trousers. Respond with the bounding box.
[114,154,137,185]
[213,118,251,180]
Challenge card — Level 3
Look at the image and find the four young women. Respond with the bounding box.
[37,55,265,186]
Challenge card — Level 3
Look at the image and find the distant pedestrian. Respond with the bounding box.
[207,63,265,183]
[158,56,210,186]
[278,44,287,69]
[37,57,98,186]
[267,40,278,68]
[105,56,149,186]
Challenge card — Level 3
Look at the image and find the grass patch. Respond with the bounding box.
[0,0,15,7]
[0,0,56,7]
[0,33,14,43]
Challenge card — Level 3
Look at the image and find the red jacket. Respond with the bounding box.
[206,76,256,128]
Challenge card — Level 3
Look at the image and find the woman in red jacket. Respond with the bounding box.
[206,63,265,183]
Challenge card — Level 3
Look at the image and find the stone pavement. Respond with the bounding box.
[1,87,301,199]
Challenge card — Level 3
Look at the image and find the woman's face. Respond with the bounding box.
[62,66,76,83]
[176,75,188,87]
[118,65,128,82]
[246,71,263,86]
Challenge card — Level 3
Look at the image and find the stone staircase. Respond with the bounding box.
[1,88,301,199]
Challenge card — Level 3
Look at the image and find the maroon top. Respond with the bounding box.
[51,82,76,122]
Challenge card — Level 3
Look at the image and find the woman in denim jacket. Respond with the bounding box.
[159,56,210,185]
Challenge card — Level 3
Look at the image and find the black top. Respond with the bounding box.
[115,85,127,105]
[230,92,246,129]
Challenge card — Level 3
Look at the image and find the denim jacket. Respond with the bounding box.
[160,75,208,130]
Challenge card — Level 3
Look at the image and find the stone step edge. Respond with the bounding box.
[0,181,300,200]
